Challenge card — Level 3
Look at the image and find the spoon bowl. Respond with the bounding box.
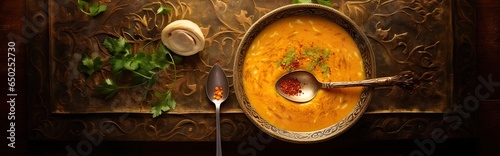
[276,70,418,103]
[275,70,321,103]
[206,64,229,102]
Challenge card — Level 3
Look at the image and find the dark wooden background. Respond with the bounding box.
[1,0,499,155]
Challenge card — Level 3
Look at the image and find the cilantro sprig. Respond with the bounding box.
[103,37,131,56]
[104,37,174,80]
[75,3,177,118]
[151,90,176,118]
[78,55,103,76]
[94,78,119,99]
[79,37,182,118]
[78,0,107,16]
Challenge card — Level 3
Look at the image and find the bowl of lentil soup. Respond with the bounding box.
[233,4,375,143]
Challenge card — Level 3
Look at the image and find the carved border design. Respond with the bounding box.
[26,0,475,141]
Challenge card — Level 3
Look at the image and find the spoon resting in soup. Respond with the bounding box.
[243,15,366,132]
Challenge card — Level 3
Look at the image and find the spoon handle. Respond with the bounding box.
[215,103,222,156]
[321,71,418,89]
[321,76,396,88]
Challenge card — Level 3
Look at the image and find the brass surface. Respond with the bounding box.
[48,0,452,114]
[26,0,476,141]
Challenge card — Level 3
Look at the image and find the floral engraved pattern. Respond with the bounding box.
[331,0,453,112]
[49,0,288,114]
[25,0,474,141]
[51,0,453,113]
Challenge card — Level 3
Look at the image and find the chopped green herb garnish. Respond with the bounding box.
[304,46,332,78]
[303,47,331,68]
[321,64,331,78]
[278,46,332,78]
[277,48,300,71]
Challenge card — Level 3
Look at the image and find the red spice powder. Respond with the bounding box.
[278,77,302,96]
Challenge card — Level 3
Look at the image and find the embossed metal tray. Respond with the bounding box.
[27,0,476,141]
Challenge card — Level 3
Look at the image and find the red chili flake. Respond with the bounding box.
[290,61,300,70]
[278,77,302,96]
[213,86,223,100]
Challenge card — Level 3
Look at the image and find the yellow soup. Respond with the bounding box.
[243,15,365,132]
